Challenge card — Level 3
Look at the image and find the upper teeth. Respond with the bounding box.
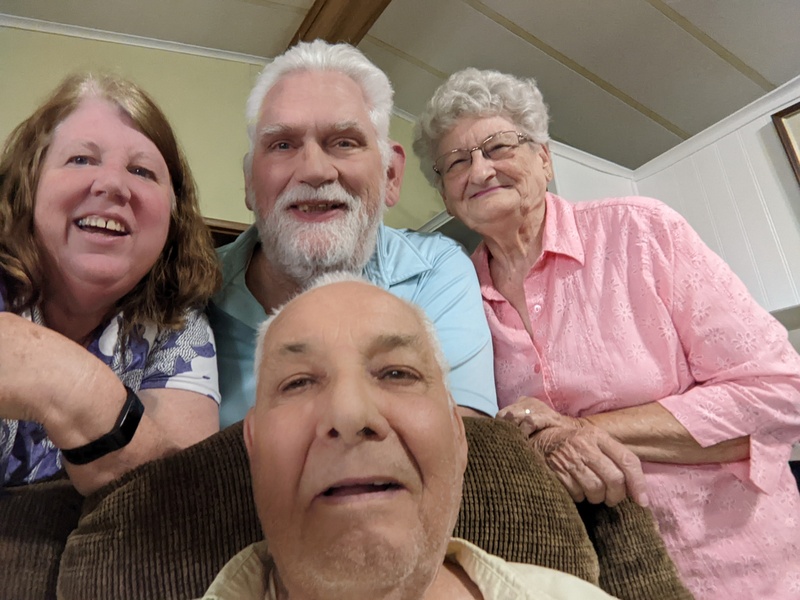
[77,216,126,232]
[297,203,340,213]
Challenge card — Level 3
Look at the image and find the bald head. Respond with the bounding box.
[243,277,468,599]
[254,277,450,398]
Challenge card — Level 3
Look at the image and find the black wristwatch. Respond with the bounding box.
[61,386,145,465]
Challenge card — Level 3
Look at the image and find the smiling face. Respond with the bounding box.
[437,115,552,236]
[244,281,467,598]
[248,70,404,282]
[34,96,172,308]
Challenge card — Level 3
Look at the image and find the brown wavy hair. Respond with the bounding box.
[0,72,221,335]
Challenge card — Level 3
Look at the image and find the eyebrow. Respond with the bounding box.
[257,120,369,140]
[274,333,423,358]
[277,342,309,355]
[365,333,423,357]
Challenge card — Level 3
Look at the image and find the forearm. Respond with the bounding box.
[584,402,749,464]
[59,388,219,495]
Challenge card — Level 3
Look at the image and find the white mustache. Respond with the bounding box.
[274,183,360,211]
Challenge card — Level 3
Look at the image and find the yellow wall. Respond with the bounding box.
[0,24,442,230]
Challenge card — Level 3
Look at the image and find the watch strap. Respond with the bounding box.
[61,386,145,465]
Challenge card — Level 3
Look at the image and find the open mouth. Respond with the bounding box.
[322,481,402,498]
[76,216,129,236]
[292,202,347,213]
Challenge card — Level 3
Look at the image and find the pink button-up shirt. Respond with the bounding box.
[474,193,800,599]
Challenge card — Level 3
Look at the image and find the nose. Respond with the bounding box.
[90,164,132,202]
[296,142,338,188]
[467,148,496,183]
[316,372,390,445]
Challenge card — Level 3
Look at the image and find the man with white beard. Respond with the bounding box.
[208,40,497,427]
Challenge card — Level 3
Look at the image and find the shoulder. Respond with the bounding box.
[216,226,258,286]
[569,195,688,239]
[378,225,470,273]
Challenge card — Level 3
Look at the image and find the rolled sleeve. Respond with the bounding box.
[658,211,800,492]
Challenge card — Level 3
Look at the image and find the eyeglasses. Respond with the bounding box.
[432,131,532,178]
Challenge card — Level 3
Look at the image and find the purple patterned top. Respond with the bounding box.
[0,281,219,487]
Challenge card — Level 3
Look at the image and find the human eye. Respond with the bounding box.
[485,140,514,158]
[377,366,423,386]
[444,153,469,174]
[329,134,365,156]
[128,165,157,180]
[66,155,93,166]
[266,140,296,153]
[279,375,316,394]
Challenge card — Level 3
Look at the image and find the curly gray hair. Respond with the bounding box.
[413,68,550,187]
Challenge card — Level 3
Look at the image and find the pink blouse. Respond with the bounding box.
[474,193,800,599]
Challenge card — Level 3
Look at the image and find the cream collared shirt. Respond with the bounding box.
[199,538,618,599]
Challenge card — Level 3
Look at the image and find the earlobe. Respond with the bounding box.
[539,144,554,183]
[243,152,255,211]
[384,142,406,208]
[243,408,256,457]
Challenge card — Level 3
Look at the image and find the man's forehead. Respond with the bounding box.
[258,70,372,127]
[265,283,428,354]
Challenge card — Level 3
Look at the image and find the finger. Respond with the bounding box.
[549,467,586,503]
[497,405,540,437]
[547,448,608,504]
[596,437,649,507]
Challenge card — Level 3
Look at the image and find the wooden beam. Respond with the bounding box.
[289,0,392,47]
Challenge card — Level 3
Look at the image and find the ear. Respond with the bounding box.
[450,398,469,476]
[243,406,256,458]
[243,152,255,211]
[538,143,554,183]
[383,141,406,208]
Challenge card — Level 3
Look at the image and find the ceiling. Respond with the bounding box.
[2,0,800,169]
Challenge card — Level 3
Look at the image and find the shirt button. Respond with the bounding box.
[534,364,541,374]
[533,304,542,314]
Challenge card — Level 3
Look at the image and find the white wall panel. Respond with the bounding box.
[635,77,800,312]
[550,141,636,202]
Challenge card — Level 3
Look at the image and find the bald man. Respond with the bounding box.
[201,276,617,599]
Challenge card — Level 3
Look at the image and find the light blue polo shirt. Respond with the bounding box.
[208,224,498,427]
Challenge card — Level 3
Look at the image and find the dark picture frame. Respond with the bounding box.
[203,217,250,248]
[771,100,800,186]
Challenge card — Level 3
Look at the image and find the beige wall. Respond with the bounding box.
[1,24,441,230]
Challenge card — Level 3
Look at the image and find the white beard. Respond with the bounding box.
[255,181,385,284]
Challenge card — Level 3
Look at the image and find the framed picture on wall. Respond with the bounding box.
[204,217,250,248]
[772,100,800,186]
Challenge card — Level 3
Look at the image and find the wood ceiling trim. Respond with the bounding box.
[460,0,690,140]
[644,0,775,92]
[290,0,393,46]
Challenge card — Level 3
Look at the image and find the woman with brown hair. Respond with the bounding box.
[0,73,222,495]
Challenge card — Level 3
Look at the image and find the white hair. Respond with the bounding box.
[245,39,394,168]
[253,273,452,401]
[413,67,550,187]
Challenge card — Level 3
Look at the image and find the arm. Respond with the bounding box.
[584,402,749,464]
[406,235,498,416]
[645,207,800,491]
[0,312,219,495]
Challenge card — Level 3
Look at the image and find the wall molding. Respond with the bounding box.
[0,14,267,65]
[634,74,800,181]
[550,140,635,179]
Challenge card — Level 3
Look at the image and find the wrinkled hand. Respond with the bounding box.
[498,396,648,507]
[497,396,573,437]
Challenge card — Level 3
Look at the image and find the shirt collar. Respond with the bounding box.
[471,193,584,301]
[363,224,432,288]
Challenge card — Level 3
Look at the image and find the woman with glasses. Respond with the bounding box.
[413,67,800,599]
